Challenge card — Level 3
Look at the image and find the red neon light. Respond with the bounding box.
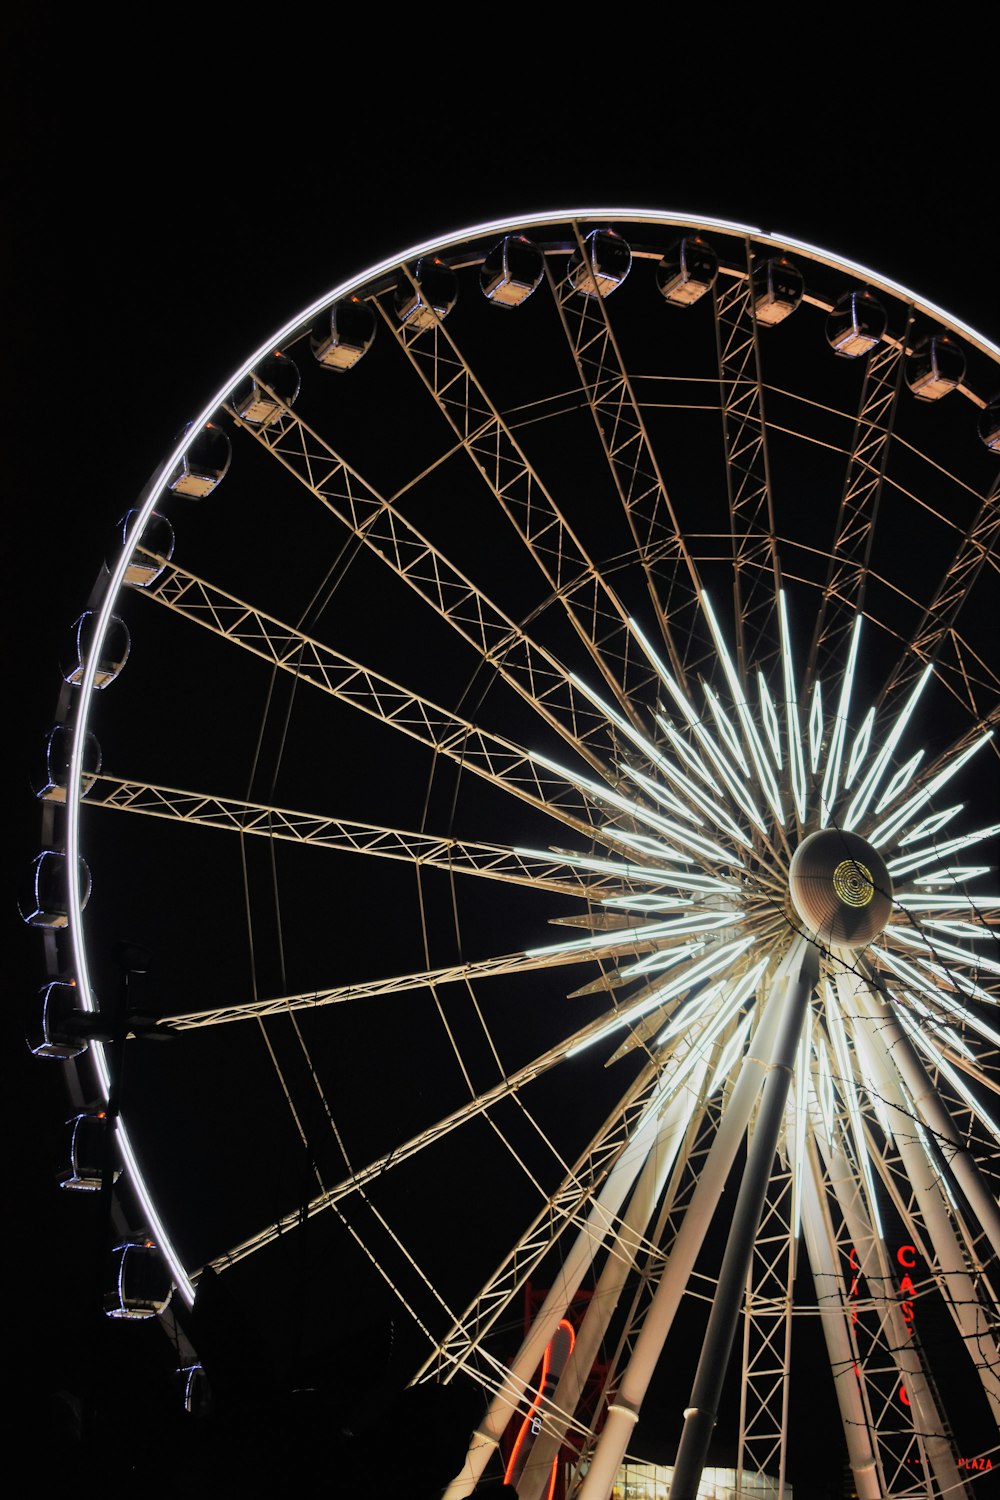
[897,1243,917,1269]
[504,1320,576,1490]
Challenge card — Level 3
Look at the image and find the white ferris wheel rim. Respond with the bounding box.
[60,208,1000,1330]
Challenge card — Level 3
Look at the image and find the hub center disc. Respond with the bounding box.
[788,829,893,952]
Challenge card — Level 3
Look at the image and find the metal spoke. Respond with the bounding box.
[83,773,625,899]
[227,384,628,783]
[134,557,654,851]
[373,276,663,730]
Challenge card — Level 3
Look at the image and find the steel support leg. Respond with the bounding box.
[668,941,818,1499]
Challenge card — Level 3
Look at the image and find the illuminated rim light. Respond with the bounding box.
[57,206,1000,1457]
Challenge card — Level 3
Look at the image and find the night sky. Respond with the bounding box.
[7,14,998,1497]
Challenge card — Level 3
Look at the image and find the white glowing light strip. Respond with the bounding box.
[566,936,754,1057]
[758,672,782,769]
[820,615,862,827]
[843,664,933,831]
[913,965,1000,1050]
[636,1028,715,1134]
[617,763,697,826]
[871,945,968,1014]
[617,762,702,826]
[897,1008,1000,1149]
[663,966,759,1098]
[516,846,693,886]
[656,976,730,1044]
[646,985,750,1117]
[529,749,737,867]
[606,829,695,864]
[918,958,996,1007]
[899,804,964,848]
[827,981,883,1235]
[896,893,1000,914]
[844,706,875,790]
[873,750,924,817]
[707,1011,756,1097]
[602,895,694,913]
[913,865,992,887]
[808,679,823,776]
[852,1023,897,1141]
[525,918,692,959]
[773,227,1000,361]
[779,590,807,826]
[889,823,1000,879]
[871,730,993,848]
[628,622,766,835]
[700,593,785,826]
[885,924,1000,976]
[626,910,737,943]
[702,682,751,775]
[817,1035,835,1143]
[621,940,709,978]
[567,669,750,849]
[624,760,752,852]
[923,917,993,941]
[658,717,721,793]
[791,1031,810,1238]
[656,710,767,834]
[567,673,701,827]
[890,985,974,1061]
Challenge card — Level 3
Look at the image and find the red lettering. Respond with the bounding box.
[850,1247,860,1269]
[899,1273,916,1297]
[897,1243,916,1269]
[899,1383,910,1406]
[901,1300,914,1326]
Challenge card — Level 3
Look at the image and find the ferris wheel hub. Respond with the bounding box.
[787,829,893,953]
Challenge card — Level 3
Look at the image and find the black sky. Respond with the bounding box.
[7,12,998,1496]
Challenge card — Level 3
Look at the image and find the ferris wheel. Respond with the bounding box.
[28,210,1000,1498]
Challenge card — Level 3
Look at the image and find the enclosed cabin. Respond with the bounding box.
[36,726,101,802]
[59,1110,119,1191]
[167,421,232,498]
[568,229,631,298]
[480,235,545,308]
[979,395,1000,451]
[22,851,92,929]
[27,980,98,1059]
[826,290,887,357]
[394,257,458,329]
[752,255,803,326]
[105,1238,172,1319]
[62,611,130,689]
[113,509,174,587]
[231,351,300,426]
[656,236,718,307]
[311,295,377,371]
[906,334,965,400]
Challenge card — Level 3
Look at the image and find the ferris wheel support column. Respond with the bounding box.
[517,1059,714,1500]
[856,969,1000,1262]
[576,937,811,1500]
[439,1063,694,1500]
[846,978,1000,1422]
[666,942,818,1500]
[799,1138,881,1500]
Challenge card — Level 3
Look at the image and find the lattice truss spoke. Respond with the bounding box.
[48,213,1000,1500]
